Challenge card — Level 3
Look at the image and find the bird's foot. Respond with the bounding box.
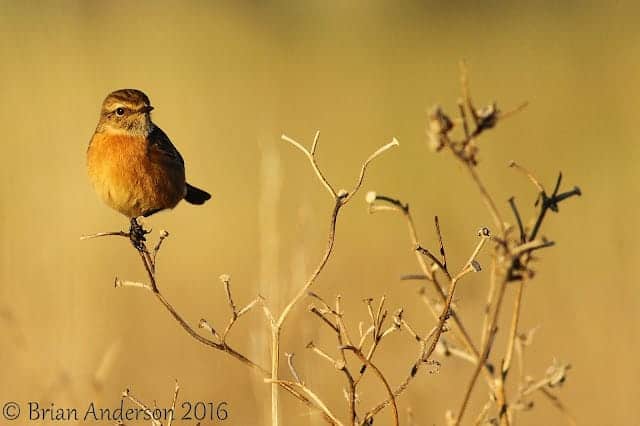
[129,217,150,251]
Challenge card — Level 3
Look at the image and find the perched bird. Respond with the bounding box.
[87,89,211,244]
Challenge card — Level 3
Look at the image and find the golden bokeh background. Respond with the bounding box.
[0,1,637,425]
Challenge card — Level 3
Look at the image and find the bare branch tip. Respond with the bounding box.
[311,130,321,153]
[365,191,377,204]
[477,227,491,238]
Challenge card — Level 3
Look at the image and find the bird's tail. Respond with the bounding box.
[185,183,211,205]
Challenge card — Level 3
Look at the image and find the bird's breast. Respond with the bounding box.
[87,132,186,217]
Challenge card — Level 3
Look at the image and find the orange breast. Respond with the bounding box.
[87,132,186,217]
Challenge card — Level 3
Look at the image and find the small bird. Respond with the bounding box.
[87,89,211,245]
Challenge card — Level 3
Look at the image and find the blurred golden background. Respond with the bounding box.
[0,1,637,425]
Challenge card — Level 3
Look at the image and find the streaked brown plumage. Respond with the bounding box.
[87,89,210,219]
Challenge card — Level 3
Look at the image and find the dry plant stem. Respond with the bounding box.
[343,138,400,204]
[434,216,447,270]
[503,279,526,377]
[363,235,487,422]
[342,346,399,426]
[84,231,326,423]
[362,330,434,420]
[507,364,575,425]
[353,297,388,380]
[480,256,498,349]
[420,70,578,425]
[269,133,397,426]
[495,377,512,426]
[508,161,545,193]
[467,166,506,236]
[514,331,527,387]
[119,381,180,426]
[498,279,526,426]
[218,275,261,342]
[455,326,498,426]
[266,380,344,426]
[308,341,340,366]
[473,401,493,426]
[447,83,571,423]
[494,279,526,426]
[421,276,461,360]
[86,232,260,369]
[121,382,180,426]
[455,273,507,426]
[281,132,337,199]
[508,197,526,243]
[369,242,486,422]
[456,182,578,424]
[422,239,486,364]
[167,381,179,426]
[138,248,323,417]
[307,291,403,425]
[370,197,493,380]
[309,306,339,333]
[436,339,478,365]
[152,230,170,270]
[136,250,259,369]
[269,198,339,426]
[486,260,524,426]
[81,231,129,240]
[539,388,577,426]
[306,292,358,423]
[454,76,501,237]
[284,353,303,385]
[334,297,358,425]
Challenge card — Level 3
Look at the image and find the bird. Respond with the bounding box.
[87,89,211,246]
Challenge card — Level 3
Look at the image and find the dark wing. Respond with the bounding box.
[147,126,184,167]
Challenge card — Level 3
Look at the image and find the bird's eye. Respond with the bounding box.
[115,107,125,116]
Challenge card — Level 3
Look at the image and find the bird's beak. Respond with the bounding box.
[140,105,154,113]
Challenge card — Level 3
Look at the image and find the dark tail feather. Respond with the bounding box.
[185,183,211,205]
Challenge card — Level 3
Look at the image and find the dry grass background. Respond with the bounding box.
[0,1,638,425]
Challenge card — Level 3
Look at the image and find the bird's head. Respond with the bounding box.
[97,89,154,136]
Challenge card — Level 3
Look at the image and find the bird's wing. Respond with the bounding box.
[147,126,185,166]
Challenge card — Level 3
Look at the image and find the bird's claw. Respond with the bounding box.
[129,218,150,251]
